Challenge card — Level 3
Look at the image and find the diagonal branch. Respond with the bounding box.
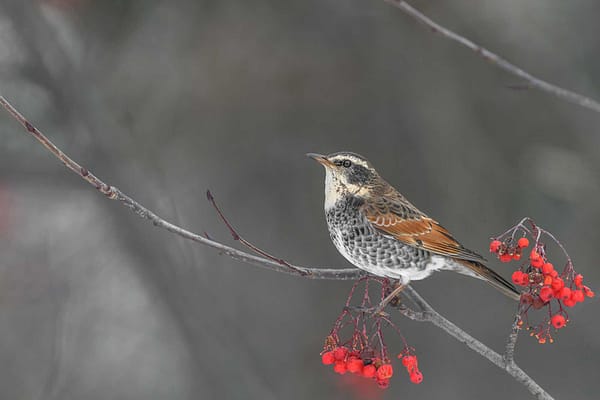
[383,0,600,114]
[398,287,551,399]
[1,96,552,399]
[0,96,361,281]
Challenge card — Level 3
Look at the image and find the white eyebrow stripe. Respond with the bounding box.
[330,155,369,167]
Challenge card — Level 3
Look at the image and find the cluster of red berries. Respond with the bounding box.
[321,278,424,389]
[321,344,423,388]
[514,251,594,307]
[489,237,530,262]
[321,346,396,388]
[490,224,594,343]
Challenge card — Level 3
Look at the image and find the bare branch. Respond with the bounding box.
[383,0,600,114]
[504,314,522,365]
[1,96,552,398]
[0,96,361,281]
[399,287,552,400]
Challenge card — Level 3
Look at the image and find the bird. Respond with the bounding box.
[307,151,520,302]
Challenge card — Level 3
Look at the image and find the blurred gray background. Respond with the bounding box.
[0,0,598,399]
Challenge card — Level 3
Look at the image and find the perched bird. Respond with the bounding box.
[307,151,520,301]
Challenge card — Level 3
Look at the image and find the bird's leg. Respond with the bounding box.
[373,282,405,315]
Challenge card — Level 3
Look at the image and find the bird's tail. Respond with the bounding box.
[457,260,521,301]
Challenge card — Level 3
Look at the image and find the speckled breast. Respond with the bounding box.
[325,196,432,279]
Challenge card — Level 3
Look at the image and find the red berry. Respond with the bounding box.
[551,314,566,329]
[517,237,530,248]
[409,370,424,384]
[530,250,541,261]
[376,364,394,380]
[541,263,554,275]
[574,274,584,288]
[583,286,595,298]
[563,297,577,307]
[531,259,544,268]
[559,287,572,301]
[333,361,347,374]
[490,240,502,253]
[346,357,364,374]
[520,273,530,286]
[511,271,529,286]
[499,253,513,263]
[539,286,554,302]
[376,378,390,389]
[512,253,522,261]
[551,277,564,291]
[543,275,553,286]
[321,351,335,365]
[333,347,348,361]
[401,355,417,370]
[362,364,377,378]
[572,290,585,303]
[511,271,523,285]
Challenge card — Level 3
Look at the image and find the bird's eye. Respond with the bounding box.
[342,160,352,168]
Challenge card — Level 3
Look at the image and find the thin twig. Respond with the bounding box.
[383,0,600,114]
[206,190,307,275]
[1,96,552,399]
[0,96,115,199]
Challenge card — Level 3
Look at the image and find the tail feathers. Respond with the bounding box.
[457,260,521,301]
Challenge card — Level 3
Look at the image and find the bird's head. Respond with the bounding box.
[307,151,380,208]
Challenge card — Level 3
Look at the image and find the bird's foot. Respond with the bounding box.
[345,305,390,318]
[373,283,406,314]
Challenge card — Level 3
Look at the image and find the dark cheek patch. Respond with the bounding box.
[348,165,372,184]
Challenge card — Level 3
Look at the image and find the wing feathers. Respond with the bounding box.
[458,260,521,300]
[358,185,522,299]
[363,208,486,263]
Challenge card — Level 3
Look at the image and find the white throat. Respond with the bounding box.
[323,168,369,210]
[323,168,338,210]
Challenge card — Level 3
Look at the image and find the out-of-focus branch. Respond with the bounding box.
[383,0,600,114]
[1,96,552,399]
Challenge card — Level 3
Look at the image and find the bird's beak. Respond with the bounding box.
[306,153,335,167]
